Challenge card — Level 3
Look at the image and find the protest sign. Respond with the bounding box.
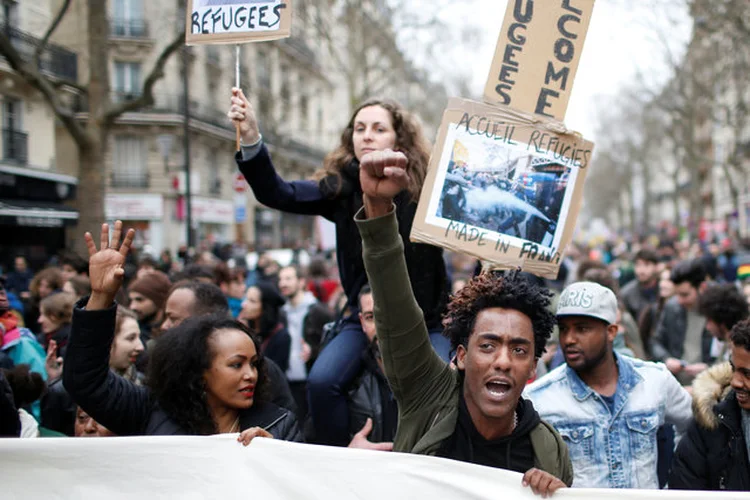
[1,436,746,499]
[483,0,595,121]
[185,0,292,45]
[411,97,593,278]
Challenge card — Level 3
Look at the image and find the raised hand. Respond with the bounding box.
[359,149,409,202]
[45,340,63,381]
[84,221,134,309]
[227,87,261,145]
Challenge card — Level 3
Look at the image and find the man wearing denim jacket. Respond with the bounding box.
[525,282,693,488]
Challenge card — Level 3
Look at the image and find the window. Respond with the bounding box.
[208,150,221,196]
[299,91,309,131]
[113,62,142,101]
[257,50,271,89]
[0,0,18,26]
[112,0,146,37]
[113,135,148,188]
[2,98,26,163]
[2,98,22,131]
[280,65,291,121]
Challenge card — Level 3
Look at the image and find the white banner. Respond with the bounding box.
[0,436,746,499]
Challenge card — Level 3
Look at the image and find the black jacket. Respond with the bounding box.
[40,377,76,436]
[0,368,19,437]
[237,146,448,328]
[64,303,303,441]
[650,297,713,363]
[261,324,291,374]
[347,346,397,443]
[670,362,750,491]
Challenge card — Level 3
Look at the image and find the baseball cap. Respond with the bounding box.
[556,281,618,325]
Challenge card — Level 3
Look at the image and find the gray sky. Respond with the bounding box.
[418,0,693,142]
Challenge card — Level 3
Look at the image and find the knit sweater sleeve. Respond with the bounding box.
[355,206,452,416]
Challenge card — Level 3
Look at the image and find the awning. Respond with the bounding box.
[0,199,79,227]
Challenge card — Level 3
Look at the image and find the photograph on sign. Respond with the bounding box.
[430,130,577,251]
[411,98,594,278]
[186,0,292,45]
[483,0,595,121]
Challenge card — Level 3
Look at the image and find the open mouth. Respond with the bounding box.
[485,380,512,399]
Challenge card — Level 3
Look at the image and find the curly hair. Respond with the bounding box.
[442,269,555,358]
[316,98,431,201]
[39,292,76,324]
[731,318,750,352]
[146,315,269,435]
[699,284,749,331]
[30,267,63,299]
[3,364,45,407]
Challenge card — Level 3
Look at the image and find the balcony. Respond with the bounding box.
[0,23,78,81]
[2,129,28,164]
[109,18,149,39]
[111,171,149,188]
[278,36,319,71]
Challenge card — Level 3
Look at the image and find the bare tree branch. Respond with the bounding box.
[34,0,73,68]
[51,78,89,94]
[104,30,185,125]
[0,32,89,147]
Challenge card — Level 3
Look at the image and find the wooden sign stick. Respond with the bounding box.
[235,44,241,151]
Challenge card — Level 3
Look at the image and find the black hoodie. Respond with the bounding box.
[437,394,540,473]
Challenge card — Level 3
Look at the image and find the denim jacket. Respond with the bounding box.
[524,353,693,489]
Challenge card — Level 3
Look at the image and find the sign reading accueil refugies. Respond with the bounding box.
[483,0,595,121]
[410,98,594,279]
[186,0,292,45]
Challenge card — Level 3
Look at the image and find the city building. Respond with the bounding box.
[0,0,79,268]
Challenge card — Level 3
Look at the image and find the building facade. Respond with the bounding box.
[18,0,445,259]
[0,0,79,268]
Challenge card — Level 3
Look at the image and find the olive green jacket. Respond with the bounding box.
[356,207,573,485]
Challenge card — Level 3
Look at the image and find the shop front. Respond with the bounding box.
[0,164,78,269]
[105,193,165,253]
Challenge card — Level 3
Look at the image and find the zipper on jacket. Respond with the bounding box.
[263,413,287,431]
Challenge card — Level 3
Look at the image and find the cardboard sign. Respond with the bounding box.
[483,0,595,121]
[410,98,594,278]
[185,0,292,45]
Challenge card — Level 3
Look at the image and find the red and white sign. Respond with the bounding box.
[192,197,234,224]
[105,194,163,220]
[234,173,247,193]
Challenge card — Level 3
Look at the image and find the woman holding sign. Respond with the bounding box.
[229,88,450,446]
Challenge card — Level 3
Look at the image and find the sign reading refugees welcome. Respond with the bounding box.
[411,98,593,279]
[185,0,292,45]
[483,0,595,121]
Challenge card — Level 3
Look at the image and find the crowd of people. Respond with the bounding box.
[1,88,750,495]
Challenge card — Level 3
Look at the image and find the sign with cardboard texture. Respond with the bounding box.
[410,97,594,278]
[186,0,292,45]
[483,0,595,121]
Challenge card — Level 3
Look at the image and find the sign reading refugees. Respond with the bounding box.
[411,98,593,278]
[185,0,292,45]
[483,0,595,121]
